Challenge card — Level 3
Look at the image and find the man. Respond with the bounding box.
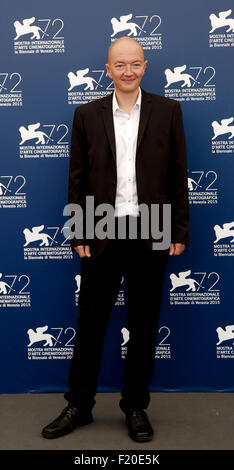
[42,37,189,442]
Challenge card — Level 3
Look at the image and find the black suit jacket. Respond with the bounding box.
[68,89,189,256]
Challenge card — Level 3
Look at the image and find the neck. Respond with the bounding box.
[115,88,140,114]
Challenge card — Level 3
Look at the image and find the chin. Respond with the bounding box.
[121,83,139,92]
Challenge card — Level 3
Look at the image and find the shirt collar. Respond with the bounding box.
[112,87,142,113]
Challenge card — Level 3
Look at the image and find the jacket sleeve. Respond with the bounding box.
[169,101,190,246]
[68,107,89,249]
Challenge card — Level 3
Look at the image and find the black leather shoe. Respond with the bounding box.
[42,405,93,439]
[125,408,154,442]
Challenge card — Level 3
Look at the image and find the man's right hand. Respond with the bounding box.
[74,245,91,258]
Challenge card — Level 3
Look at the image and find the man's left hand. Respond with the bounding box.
[169,243,186,256]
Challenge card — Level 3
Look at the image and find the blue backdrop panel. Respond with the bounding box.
[0,0,234,393]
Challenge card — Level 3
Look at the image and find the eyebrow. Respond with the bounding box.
[114,59,143,64]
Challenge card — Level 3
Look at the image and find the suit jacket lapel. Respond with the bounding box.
[100,89,152,163]
[100,93,116,163]
[137,89,152,152]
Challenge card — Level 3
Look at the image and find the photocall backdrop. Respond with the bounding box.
[1,0,234,394]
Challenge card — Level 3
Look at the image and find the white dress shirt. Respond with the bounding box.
[112,88,141,217]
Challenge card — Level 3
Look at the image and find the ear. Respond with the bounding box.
[143,60,148,74]
[105,63,112,79]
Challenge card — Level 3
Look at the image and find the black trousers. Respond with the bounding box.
[65,216,169,412]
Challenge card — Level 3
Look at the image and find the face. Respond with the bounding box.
[106,40,147,94]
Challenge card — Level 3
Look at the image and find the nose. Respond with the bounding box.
[124,64,133,75]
